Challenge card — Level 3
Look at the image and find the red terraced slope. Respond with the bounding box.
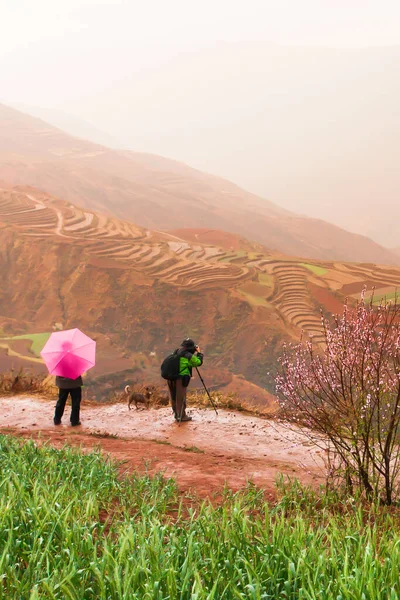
[3,185,400,402]
[0,186,283,400]
[0,187,251,291]
[0,103,398,265]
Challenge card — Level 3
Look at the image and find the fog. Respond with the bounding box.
[1,0,400,245]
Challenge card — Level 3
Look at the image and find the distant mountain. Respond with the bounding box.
[10,103,118,148]
[91,43,399,247]
[0,103,398,265]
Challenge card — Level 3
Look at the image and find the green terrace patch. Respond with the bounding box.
[0,332,51,357]
[258,272,273,286]
[370,290,400,305]
[238,279,272,308]
[299,262,328,276]
[217,249,248,263]
[238,289,270,307]
[247,251,264,261]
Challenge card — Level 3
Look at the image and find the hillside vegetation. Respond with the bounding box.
[2,434,400,599]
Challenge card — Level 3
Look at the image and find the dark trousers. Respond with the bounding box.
[54,388,82,425]
[168,377,190,418]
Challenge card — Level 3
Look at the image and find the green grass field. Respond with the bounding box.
[299,263,328,277]
[2,434,400,599]
[238,289,269,307]
[218,250,248,263]
[258,273,273,286]
[0,333,51,357]
[370,290,400,305]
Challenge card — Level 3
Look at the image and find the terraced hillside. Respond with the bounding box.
[2,184,400,402]
[269,262,326,344]
[2,186,400,342]
[1,103,398,265]
[0,187,251,292]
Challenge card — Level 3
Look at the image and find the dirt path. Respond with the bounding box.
[26,192,66,237]
[0,396,325,497]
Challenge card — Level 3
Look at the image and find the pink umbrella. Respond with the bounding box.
[40,328,96,379]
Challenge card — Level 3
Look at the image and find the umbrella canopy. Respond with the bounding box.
[40,328,96,379]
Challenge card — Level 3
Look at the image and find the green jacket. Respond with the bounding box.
[178,350,203,377]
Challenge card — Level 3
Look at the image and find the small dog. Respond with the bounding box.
[125,385,152,410]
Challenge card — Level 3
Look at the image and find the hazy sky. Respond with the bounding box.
[2,0,400,51]
[2,0,400,105]
[1,1,400,245]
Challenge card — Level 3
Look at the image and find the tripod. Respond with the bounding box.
[195,367,218,416]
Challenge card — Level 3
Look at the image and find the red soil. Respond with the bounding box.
[221,375,277,408]
[88,356,135,378]
[309,283,345,315]
[0,395,324,497]
[89,257,134,270]
[8,339,32,356]
[340,280,388,295]
[0,348,46,375]
[241,282,271,297]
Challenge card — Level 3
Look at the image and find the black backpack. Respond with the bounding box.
[161,351,181,380]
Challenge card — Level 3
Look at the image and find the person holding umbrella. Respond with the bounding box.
[40,329,96,427]
[54,373,83,426]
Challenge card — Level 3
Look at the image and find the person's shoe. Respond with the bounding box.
[70,422,81,427]
[53,419,61,425]
[176,414,192,422]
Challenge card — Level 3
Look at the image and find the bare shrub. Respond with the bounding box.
[276,292,400,504]
[188,389,269,415]
[0,368,51,395]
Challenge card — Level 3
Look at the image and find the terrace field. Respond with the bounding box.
[0,332,50,356]
[1,185,400,402]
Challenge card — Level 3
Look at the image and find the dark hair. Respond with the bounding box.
[181,338,196,350]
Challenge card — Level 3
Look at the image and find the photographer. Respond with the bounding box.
[168,338,203,422]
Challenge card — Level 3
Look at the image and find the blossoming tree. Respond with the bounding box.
[276,292,400,504]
